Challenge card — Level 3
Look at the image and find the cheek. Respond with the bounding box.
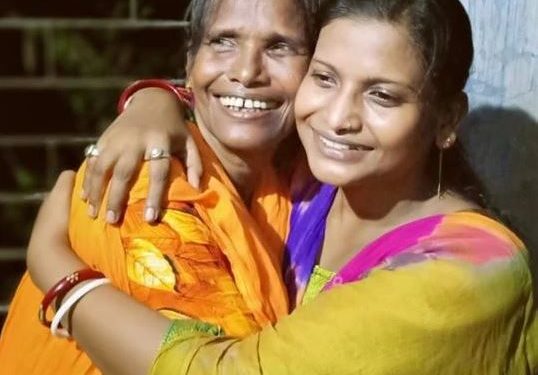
[271,57,310,98]
[189,51,225,90]
[370,111,433,165]
[367,106,422,146]
[294,78,327,125]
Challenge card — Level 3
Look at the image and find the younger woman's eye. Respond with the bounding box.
[369,90,400,107]
[310,71,336,88]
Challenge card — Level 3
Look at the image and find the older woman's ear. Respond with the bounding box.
[186,52,194,79]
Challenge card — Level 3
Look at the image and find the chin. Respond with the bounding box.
[308,162,361,188]
[222,133,284,153]
[220,127,289,153]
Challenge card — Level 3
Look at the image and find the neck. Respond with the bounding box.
[197,124,275,204]
[332,169,434,228]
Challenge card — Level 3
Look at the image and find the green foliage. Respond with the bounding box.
[14,167,38,192]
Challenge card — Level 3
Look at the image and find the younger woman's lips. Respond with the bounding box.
[313,128,373,162]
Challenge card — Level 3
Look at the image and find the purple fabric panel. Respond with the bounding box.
[283,182,337,302]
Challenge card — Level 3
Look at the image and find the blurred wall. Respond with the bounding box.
[462,0,537,116]
[459,1,537,261]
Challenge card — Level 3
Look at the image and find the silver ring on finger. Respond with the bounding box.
[84,144,100,158]
[145,147,171,161]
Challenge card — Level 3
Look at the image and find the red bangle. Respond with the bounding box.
[39,268,104,328]
[117,79,194,114]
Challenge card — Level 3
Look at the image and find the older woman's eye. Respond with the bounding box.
[209,37,235,51]
[268,42,296,56]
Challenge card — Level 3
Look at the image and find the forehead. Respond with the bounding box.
[316,18,425,85]
[207,0,306,39]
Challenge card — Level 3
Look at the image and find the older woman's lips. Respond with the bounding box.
[219,95,279,109]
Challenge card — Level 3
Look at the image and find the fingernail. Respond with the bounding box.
[87,204,97,218]
[144,207,156,222]
[106,210,118,224]
[80,189,88,200]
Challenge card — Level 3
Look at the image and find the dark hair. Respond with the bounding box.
[318,0,473,100]
[185,0,323,56]
[317,0,486,207]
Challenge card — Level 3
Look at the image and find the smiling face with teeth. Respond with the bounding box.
[187,0,310,158]
[295,18,438,189]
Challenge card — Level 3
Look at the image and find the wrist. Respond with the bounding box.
[27,244,88,294]
[118,79,193,114]
[52,278,111,338]
[39,268,105,328]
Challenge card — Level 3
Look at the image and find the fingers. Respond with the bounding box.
[82,141,171,223]
[85,154,116,219]
[144,158,170,223]
[143,132,172,223]
[185,135,203,189]
[104,156,141,224]
[81,155,96,201]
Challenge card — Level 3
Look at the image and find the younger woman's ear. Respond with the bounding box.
[436,92,468,149]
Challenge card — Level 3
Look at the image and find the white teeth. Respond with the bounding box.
[218,96,274,111]
[320,135,353,151]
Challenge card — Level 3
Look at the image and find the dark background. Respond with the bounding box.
[0,0,190,327]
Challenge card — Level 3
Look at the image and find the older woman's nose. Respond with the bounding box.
[228,45,269,87]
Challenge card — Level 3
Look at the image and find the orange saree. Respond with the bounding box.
[0,125,290,374]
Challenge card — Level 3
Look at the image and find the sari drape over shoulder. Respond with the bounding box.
[152,184,537,375]
[0,124,291,375]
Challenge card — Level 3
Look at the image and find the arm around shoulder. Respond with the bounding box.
[153,256,533,374]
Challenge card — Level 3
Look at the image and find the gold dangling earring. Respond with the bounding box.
[437,147,443,199]
[437,133,455,199]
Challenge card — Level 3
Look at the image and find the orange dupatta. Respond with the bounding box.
[181,124,290,324]
[0,123,290,374]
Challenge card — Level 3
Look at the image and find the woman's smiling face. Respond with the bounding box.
[189,0,310,154]
[295,17,436,188]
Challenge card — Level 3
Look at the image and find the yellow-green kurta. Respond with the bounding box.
[152,212,537,374]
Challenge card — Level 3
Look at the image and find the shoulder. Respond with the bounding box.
[358,211,533,305]
[424,211,527,268]
[384,211,528,271]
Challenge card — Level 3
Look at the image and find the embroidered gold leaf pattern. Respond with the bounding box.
[162,210,212,245]
[126,238,176,291]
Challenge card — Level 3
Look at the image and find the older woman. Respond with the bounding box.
[0,0,320,374]
[18,0,538,374]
